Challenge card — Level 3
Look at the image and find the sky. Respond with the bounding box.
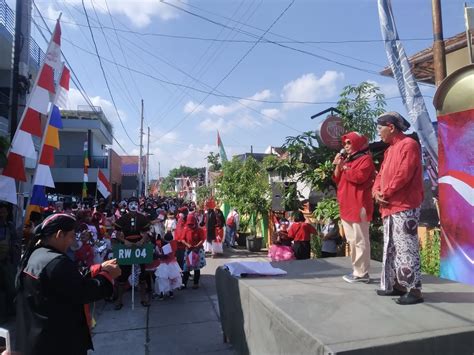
[14,0,469,177]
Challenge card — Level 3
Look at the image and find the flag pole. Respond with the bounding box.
[95,168,99,202]
[25,62,66,223]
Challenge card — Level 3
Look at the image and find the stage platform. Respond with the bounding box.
[215,257,474,355]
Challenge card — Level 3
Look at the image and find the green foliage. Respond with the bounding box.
[310,233,323,259]
[263,132,336,193]
[161,165,205,194]
[420,229,441,276]
[196,185,213,206]
[215,157,270,233]
[0,135,9,168]
[206,152,221,171]
[370,224,384,262]
[336,81,386,141]
[312,197,340,222]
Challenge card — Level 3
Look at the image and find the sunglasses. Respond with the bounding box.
[344,141,351,146]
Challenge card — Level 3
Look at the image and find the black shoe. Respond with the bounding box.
[376,288,406,296]
[158,292,164,301]
[394,292,424,305]
[168,291,174,299]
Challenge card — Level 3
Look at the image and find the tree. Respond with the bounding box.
[161,165,205,194]
[216,157,270,234]
[263,81,387,199]
[336,81,386,141]
[206,152,221,171]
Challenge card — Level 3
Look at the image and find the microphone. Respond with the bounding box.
[339,148,347,159]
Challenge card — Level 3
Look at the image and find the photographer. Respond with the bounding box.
[333,132,375,284]
[16,213,121,355]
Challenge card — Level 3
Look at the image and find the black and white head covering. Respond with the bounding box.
[377,111,411,132]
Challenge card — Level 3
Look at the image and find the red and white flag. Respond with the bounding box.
[97,169,111,198]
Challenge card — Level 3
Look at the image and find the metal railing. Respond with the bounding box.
[0,0,45,67]
[55,155,108,169]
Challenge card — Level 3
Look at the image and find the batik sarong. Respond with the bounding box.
[381,207,422,291]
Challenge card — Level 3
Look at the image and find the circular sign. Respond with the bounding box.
[317,115,345,150]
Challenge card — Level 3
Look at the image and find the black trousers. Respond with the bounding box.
[293,241,311,260]
[321,251,337,258]
[183,270,200,285]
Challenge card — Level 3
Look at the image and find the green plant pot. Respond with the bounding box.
[246,236,263,252]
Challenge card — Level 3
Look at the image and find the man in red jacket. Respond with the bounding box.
[333,132,375,284]
[373,112,424,305]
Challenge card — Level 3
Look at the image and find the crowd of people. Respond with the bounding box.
[0,110,427,354]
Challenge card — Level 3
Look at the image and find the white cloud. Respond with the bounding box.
[261,108,282,121]
[238,89,272,108]
[65,0,182,28]
[183,101,205,114]
[198,117,232,133]
[66,87,128,126]
[281,71,344,110]
[208,103,240,116]
[237,114,262,129]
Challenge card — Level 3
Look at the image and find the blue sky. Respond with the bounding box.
[19,0,468,177]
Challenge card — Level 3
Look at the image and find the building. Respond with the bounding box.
[51,107,120,199]
[120,155,146,198]
[381,32,471,85]
[0,0,44,128]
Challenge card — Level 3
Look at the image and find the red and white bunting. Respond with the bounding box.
[33,164,55,188]
[56,66,70,108]
[0,19,62,205]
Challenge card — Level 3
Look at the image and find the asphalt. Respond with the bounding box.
[89,247,267,355]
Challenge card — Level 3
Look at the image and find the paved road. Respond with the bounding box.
[90,248,267,355]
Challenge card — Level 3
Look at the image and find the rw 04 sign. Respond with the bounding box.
[113,243,154,265]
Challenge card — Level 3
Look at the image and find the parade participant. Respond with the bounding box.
[164,212,177,237]
[15,213,121,355]
[373,112,424,305]
[181,214,206,289]
[154,232,181,300]
[213,206,225,257]
[288,211,317,260]
[225,208,239,248]
[174,208,188,283]
[333,132,375,283]
[202,199,218,257]
[113,197,151,309]
[0,203,19,324]
[268,218,294,262]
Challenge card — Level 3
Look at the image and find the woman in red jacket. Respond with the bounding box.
[288,211,317,260]
[333,132,375,284]
[181,214,206,289]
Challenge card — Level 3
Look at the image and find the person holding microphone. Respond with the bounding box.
[333,132,375,284]
[15,213,121,355]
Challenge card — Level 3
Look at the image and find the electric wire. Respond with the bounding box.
[32,4,129,155]
[81,0,139,146]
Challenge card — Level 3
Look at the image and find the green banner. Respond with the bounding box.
[113,243,154,265]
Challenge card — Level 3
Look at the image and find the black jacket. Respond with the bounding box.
[16,246,113,355]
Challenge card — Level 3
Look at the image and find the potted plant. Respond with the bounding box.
[216,157,271,251]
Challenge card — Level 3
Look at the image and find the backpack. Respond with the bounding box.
[226,214,235,228]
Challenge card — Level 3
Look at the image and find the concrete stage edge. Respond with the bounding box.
[215,257,474,355]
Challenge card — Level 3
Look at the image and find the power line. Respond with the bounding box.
[32,3,129,155]
[158,0,297,137]
[32,15,432,44]
[89,0,141,116]
[81,0,139,146]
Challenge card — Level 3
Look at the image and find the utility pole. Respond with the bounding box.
[432,0,447,86]
[138,99,144,197]
[146,126,150,197]
[10,0,32,141]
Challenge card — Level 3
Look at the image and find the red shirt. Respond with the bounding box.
[174,218,187,250]
[288,222,317,242]
[373,134,424,218]
[333,154,375,223]
[183,226,206,247]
